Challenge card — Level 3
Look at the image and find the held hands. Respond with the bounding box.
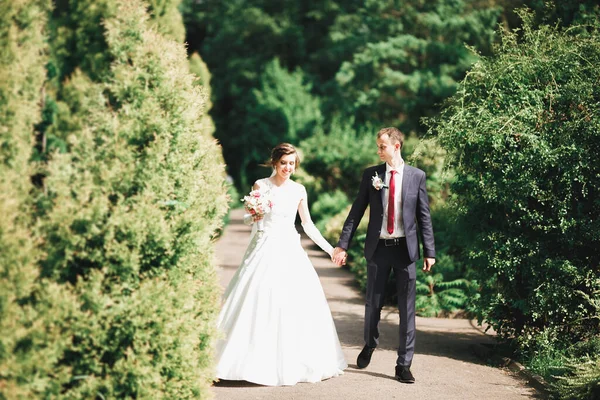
[332,247,434,271]
[423,257,435,272]
[332,247,347,266]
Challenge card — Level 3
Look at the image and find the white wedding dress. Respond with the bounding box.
[214,178,347,386]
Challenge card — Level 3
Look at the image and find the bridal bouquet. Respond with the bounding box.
[241,189,274,231]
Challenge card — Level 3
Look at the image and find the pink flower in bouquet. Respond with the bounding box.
[241,189,274,223]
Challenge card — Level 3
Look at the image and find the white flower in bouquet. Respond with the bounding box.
[241,189,274,231]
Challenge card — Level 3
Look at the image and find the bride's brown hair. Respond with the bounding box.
[269,143,300,168]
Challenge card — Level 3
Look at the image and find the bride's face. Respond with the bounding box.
[274,153,296,180]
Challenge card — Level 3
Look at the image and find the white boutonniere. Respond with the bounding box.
[371,173,388,190]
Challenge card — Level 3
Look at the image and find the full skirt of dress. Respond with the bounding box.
[214,226,347,386]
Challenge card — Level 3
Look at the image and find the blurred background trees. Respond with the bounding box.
[182,0,502,188]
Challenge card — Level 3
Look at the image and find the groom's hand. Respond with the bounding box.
[332,247,347,266]
[423,257,435,272]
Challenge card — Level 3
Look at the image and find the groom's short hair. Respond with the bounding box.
[377,127,404,148]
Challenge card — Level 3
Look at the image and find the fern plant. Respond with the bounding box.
[416,272,469,317]
[554,357,600,400]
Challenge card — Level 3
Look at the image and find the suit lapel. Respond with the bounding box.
[401,164,412,207]
[376,163,386,208]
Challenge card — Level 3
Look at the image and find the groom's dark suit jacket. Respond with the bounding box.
[337,163,436,277]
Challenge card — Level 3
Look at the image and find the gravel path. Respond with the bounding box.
[212,209,542,400]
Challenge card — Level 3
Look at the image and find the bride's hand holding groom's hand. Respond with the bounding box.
[332,247,347,267]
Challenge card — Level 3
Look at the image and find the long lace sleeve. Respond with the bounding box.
[298,185,333,257]
[302,220,334,256]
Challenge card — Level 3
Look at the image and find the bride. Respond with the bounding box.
[214,143,347,386]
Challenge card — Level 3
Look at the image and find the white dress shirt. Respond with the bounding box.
[380,161,405,239]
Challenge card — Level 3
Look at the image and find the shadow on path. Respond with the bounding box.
[332,309,490,364]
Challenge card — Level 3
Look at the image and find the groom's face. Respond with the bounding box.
[376,134,401,164]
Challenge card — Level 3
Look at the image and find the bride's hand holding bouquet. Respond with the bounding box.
[242,189,274,231]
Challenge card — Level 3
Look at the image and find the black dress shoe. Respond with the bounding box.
[356,345,375,369]
[395,366,415,383]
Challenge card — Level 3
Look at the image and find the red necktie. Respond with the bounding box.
[387,170,396,234]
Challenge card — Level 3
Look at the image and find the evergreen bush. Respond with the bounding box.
[241,59,323,188]
[0,2,76,397]
[430,10,600,389]
[300,119,379,200]
[311,190,350,231]
[1,0,227,397]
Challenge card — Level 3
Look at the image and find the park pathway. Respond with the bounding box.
[212,209,542,400]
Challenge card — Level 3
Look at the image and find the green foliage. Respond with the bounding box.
[0,2,75,398]
[430,7,600,379]
[240,59,323,186]
[526,0,600,28]
[1,0,228,397]
[333,0,501,133]
[300,119,379,200]
[405,136,450,208]
[311,190,350,231]
[188,51,216,152]
[252,59,322,143]
[181,0,329,187]
[146,0,186,43]
[46,0,114,83]
[292,166,324,214]
[226,178,242,210]
[415,271,469,317]
[189,52,211,92]
[554,357,600,400]
[182,0,501,187]
[323,206,369,289]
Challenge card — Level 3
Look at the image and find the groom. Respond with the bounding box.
[333,127,435,384]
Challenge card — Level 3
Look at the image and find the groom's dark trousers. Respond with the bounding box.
[337,163,435,368]
[367,238,416,366]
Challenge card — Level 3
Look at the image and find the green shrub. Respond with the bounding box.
[311,190,350,231]
[300,118,379,199]
[554,357,600,400]
[323,206,369,288]
[1,0,228,397]
[189,51,216,139]
[0,2,76,398]
[147,0,186,43]
[293,167,324,212]
[405,136,450,208]
[430,9,600,393]
[415,271,469,317]
[228,58,323,189]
